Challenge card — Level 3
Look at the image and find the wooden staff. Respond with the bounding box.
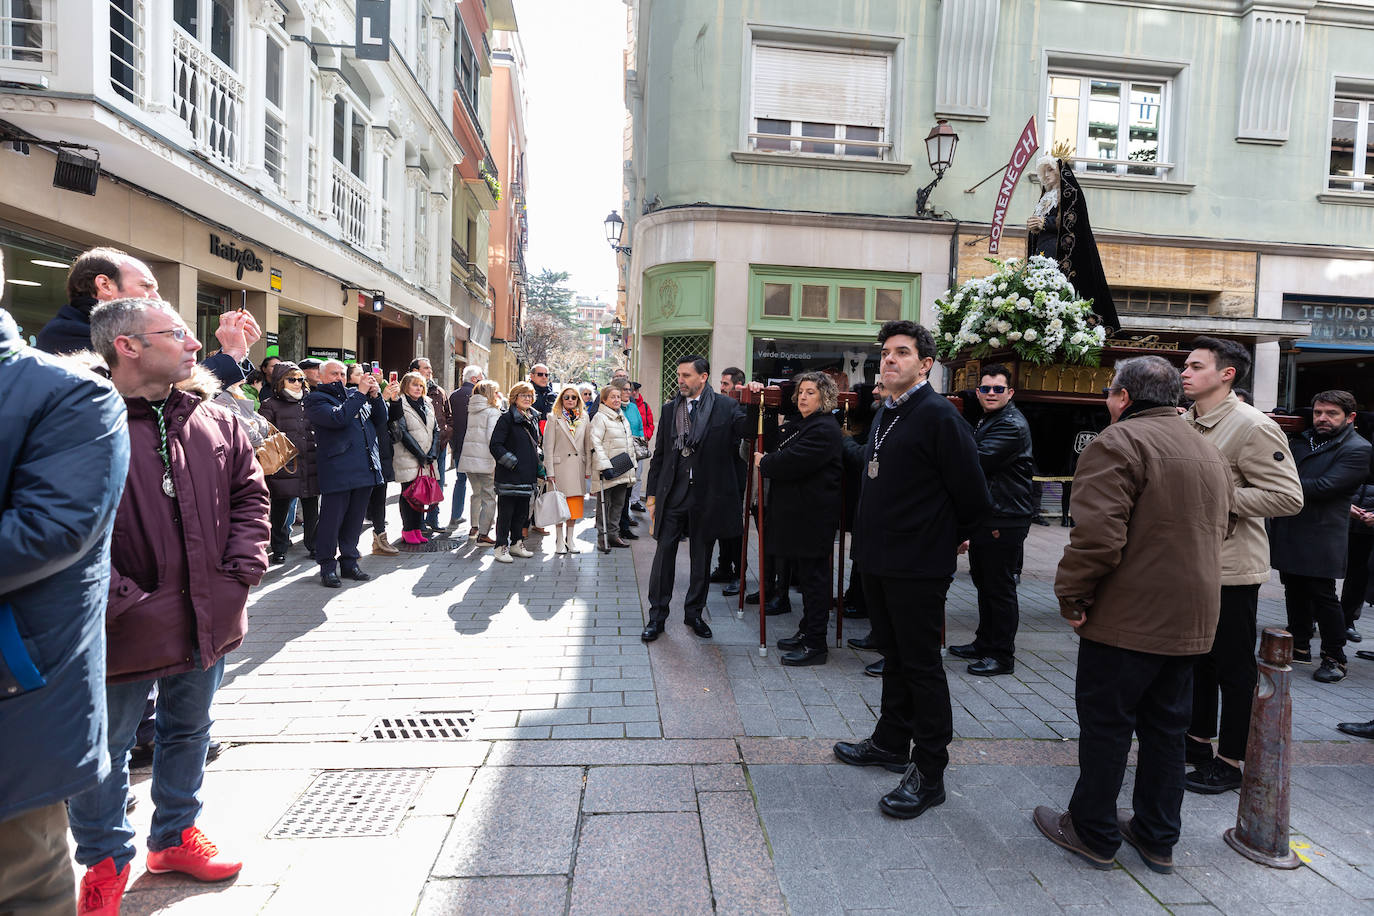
[756,385,782,655]
[835,390,858,648]
[732,385,758,618]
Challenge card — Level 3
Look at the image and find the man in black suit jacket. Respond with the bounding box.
[643,355,759,642]
[833,321,991,821]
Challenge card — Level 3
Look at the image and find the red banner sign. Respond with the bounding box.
[988,117,1039,254]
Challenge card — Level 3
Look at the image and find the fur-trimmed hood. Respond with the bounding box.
[58,349,222,403]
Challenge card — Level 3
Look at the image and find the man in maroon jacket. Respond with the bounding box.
[69,298,269,915]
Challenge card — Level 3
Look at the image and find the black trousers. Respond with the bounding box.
[647,497,713,624]
[399,495,424,532]
[968,525,1027,664]
[1189,584,1260,761]
[619,490,633,535]
[864,573,954,783]
[716,536,742,575]
[1069,638,1194,858]
[1341,531,1373,626]
[1281,572,1347,662]
[495,494,530,547]
[788,552,832,649]
[317,486,371,574]
[270,495,317,556]
[367,483,389,535]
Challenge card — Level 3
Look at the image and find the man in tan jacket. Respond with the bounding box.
[1035,356,1232,876]
[1179,337,1302,795]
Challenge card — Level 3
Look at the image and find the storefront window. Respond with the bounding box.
[195,288,233,358]
[752,337,876,389]
[0,228,82,347]
[838,287,865,321]
[800,285,829,319]
[874,288,903,322]
[277,309,306,363]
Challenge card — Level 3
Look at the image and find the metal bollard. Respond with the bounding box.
[1223,627,1300,869]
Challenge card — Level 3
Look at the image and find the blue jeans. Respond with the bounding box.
[449,471,468,524]
[68,656,225,869]
[425,447,448,527]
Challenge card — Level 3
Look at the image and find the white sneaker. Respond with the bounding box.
[509,542,534,558]
[493,546,513,563]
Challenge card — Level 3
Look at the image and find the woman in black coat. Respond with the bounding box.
[258,362,319,563]
[757,371,843,666]
[488,382,543,561]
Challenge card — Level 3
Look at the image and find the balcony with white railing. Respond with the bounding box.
[332,162,370,247]
[171,24,244,168]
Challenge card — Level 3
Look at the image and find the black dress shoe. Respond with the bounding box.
[1185,757,1242,794]
[833,737,908,773]
[722,581,740,597]
[709,565,734,584]
[630,500,647,512]
[1356,650,1374,662]
[745,591,760,605]
[685,617,713,639]
[619,529,639,540]
[777,631,806,650]
[641,621,664,642]
[321,572,343,588]
[1347,627,1363,643]
[128,742,154,769]
[341,567,372,582]
[764,597,792,616]
[269,552,286,565]
[947,642,979,660]
[1337,719,1374,739]
[880,765,946,820]
[967,657,1014,677]
[1031,515,1051,526]
[206,740,223,762]
[843,605,868,619]
[781,646,827,667]
[865,659,885,677]
[848,635,877,651]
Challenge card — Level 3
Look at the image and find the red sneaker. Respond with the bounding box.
[78,858,131,916]
[144,826,242,882]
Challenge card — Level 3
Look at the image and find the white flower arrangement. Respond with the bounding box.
[934,256,1107,366]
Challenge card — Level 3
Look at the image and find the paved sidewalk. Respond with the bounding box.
[89,507,1374,914]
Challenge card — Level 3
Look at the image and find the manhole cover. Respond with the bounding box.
[360,713,475,741]
[394,535,457,553]
[268,768,428,839]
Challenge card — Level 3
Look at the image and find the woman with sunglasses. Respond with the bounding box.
[489,382,542,562]
[258,362,319,563]
[545,386,592,554]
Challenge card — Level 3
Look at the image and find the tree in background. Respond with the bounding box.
[526,268,577,323]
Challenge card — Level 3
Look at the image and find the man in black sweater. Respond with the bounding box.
[833,321,991,820]
[949,363,1035,677]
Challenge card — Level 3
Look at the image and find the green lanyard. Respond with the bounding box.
[151,403,176,498]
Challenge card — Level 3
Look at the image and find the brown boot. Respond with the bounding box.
[371,532,399,556]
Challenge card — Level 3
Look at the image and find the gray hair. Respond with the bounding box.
[1110,356,1182,407]
[321,359,347,375]
[577,382,595,395]
[462,365,484,383]
[90,297,179,367]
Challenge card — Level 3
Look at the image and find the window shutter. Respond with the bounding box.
[752,45,889,128]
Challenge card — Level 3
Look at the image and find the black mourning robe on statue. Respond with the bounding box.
[1026,160,1120,330]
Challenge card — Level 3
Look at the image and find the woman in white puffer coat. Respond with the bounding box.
[457,380,503,544]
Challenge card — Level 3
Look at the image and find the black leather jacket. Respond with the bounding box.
[974,402,1035,525]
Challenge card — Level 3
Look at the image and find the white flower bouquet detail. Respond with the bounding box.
[934,256,1107,366]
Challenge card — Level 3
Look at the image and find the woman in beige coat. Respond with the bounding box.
[545,386,591,554]
[390,371,439,544]
[588,384,637,551]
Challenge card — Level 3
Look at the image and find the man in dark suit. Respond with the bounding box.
[643,355,760,642]
[1271,390,1372,682]
[833,321,990,820]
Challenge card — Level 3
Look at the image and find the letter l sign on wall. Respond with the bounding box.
[355,0,391,61]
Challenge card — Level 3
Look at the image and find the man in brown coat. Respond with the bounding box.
[1035,356,1232,876]
[70,298,269,914]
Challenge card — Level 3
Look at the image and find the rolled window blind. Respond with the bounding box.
[752,44,889,129]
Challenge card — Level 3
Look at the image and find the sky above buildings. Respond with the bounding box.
[515,0,626,303]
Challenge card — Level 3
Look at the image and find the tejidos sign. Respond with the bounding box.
[209,234,265,280]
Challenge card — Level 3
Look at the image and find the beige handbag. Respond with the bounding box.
[255,420,299,477]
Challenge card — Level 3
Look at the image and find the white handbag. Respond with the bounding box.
[533,485,571,527]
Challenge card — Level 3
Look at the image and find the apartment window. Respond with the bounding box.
[1,0,49,66]
[108,0,142,103]
[1328,97,1374,193]
[751,267,916,327]
[455,20,479,115]
[749,42,892,161]
[1117,288,1212,317]
[1047,72,1169,178]
[332,95,366,180]
[306,67,319,205]
[263,33,286,190]
[174,0,235,67]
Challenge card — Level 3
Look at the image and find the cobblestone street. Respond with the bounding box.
[108,511,1374,914]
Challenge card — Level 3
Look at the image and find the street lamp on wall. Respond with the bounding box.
[603,210,631,255]
[915,119,960,218]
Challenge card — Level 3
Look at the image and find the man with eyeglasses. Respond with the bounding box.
[529,364,557,421]
[70,298,269,911]
[949,365,1035,677]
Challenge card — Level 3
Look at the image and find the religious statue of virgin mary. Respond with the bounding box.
[1026,146,1120,330]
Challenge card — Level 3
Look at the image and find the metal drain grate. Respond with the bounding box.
[268,768,428,839]
[360,713,475,741]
